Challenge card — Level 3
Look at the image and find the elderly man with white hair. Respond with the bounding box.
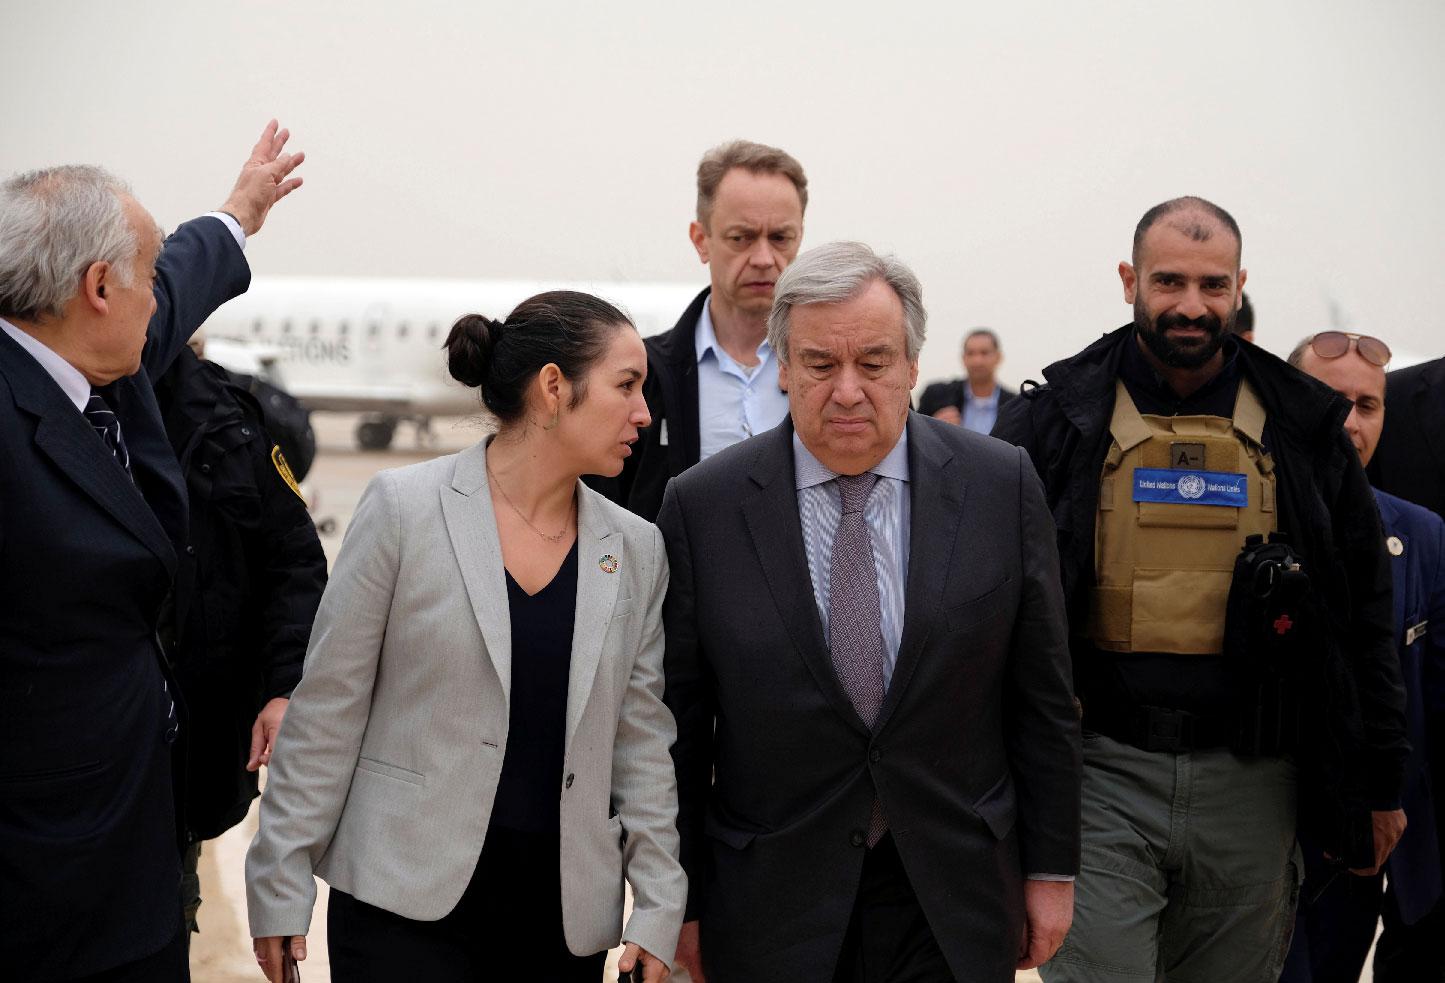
[0,122,302,983]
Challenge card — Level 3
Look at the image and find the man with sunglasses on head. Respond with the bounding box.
[994,197,1407,982]
[1282,332,1445,983]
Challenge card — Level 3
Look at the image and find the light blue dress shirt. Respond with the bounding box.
[793,428,910,689]
[695,301,791,462]
[962,385,1002,435]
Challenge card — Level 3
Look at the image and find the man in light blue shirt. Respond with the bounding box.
[589,140,808,519]
[916,328,1016,434]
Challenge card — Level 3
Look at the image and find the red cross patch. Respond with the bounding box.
[1273,614,1294,636]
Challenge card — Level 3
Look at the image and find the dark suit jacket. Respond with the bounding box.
[916,377,1016,418]
[587,288,708,521]
[1370,357,1445,521]
[658,414,1081,982]
[1375,489,1445,923]
[0,217,249,980]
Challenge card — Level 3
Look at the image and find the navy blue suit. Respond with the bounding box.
[1283,488,1445,982]
[0,216,249,981]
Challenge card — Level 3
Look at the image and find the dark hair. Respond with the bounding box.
[444,290,632,425]
[963,328,1001,353]
[1232,292,1255,336]
[1132,195,1242,266]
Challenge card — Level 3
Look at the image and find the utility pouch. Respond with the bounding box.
[1223,532,1310,754]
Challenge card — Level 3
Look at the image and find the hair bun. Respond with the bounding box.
[445,313,502,389]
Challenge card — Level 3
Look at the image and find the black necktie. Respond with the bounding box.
[84,390,132,476]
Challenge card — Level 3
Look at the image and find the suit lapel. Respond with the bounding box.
[877,418,964,732]
[740,424,866,733]
[565,486,622,751]
[440,442,514,700]
[3,341,176,571]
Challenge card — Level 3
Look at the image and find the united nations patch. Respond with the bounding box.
[271,445,305,501]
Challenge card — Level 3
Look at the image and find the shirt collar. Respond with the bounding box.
[793,424,911,490]
[695,298,774,366]
[965,384,1001,408]
[0,317,91,412]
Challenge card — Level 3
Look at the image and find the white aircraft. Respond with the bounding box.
[202,277,703,450]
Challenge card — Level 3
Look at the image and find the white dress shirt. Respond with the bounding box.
[695,300,790,461]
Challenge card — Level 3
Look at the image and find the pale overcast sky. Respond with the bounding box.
[5,0,1442,387]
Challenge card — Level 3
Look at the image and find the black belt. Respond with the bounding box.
[1083,702,1240,753]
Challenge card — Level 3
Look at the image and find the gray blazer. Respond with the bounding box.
[246,440,686,964]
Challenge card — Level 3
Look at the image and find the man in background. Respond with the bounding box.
[0,121,302,982]
[917,327,1015,432]
[1369,354,1445,521]
[593,139,807,520]
[154,334,327,945]
[1283,331,1445,982]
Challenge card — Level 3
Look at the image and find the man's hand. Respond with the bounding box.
[253,935,305,983]
[931,406,962,425]
[673,920,706,982]
[246,697,289,772]
[1017,879,1074,970]
[618,941,670,982]
[1349,808,1407,876]
[219,120,305,236]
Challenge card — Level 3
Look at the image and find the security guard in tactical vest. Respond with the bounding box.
[994,196,1408,983]
[153,340,327,943]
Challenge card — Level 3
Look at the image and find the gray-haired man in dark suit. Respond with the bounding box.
[659,241,1082,983]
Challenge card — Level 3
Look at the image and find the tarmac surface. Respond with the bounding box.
[189,411,1374,982]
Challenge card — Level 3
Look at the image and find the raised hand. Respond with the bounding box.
[219,119,305,237]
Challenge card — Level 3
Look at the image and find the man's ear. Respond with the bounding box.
[689,221,710,264]
[82,261,110,315]
[1118,261,1138,304]
[1236,268,1248,304]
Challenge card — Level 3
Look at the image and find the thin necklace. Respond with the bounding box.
[488,464,572,543]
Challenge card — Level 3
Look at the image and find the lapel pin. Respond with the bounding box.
[1387,536,1404,557]
[599,554,619,574]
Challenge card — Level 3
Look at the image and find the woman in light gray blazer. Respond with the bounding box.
[247,292,685,982]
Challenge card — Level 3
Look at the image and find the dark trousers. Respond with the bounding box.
[1375,888,1445,983]
[327,825,606,982]
[832,834,955,983]
[66,928,188,982]
[1283,869,1445,983]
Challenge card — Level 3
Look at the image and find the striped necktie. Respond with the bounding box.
[84,390,132,476]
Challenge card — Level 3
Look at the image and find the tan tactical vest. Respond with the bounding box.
[1087,378,1277,655]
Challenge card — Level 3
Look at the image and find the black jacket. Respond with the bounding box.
[916,377,1016,418]
[1369,356,1445,521]
[155,347,327,840]
[587,288,708,521]
[993,326,1407,857]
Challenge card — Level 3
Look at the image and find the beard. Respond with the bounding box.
[1134,299,1233,369]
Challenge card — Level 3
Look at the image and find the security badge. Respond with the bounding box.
[271,445,305,502]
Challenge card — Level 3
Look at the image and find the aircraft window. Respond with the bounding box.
[338,322,349,336]
[281,320,293,336]
[251,318,263,336]
[368,322,380,339]
[397,323,409,339]
[309,320,321,336]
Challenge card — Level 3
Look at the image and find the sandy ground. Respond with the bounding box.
[190,411,1374,982]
